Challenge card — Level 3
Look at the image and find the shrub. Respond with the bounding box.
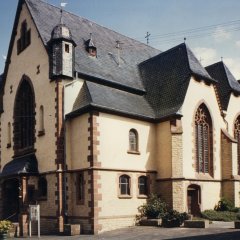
[214,198,234,212]
[162,210,188,228]
[0,220,12,234]
[138,194,168,219]
[201,209,238,221]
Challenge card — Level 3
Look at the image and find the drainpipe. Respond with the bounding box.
[63,85,67,224]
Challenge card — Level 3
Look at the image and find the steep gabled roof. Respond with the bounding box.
[25,0,160,92]
[206,61,240,110]
[68,81,155,120]
[139,43,216,119]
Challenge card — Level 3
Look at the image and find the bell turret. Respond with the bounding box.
[49,23,76,79]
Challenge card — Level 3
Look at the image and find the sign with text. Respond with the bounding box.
[29,205,39,221]
[29,205,40,237]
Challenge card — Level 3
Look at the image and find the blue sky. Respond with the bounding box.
[1,0,240,78]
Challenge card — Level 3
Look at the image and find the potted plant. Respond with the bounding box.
[162,210,188,228]
[0,220,12,239]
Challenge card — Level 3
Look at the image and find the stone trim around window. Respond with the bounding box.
[136,174,150,199]
[117,173,133,199]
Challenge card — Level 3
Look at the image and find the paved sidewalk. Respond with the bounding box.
[14,223,240,240]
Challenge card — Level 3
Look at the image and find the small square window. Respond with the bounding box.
[65,44,70,53]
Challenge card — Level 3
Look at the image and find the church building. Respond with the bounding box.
[0,0,240,236]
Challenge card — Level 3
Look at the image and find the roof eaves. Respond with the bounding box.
[66,103,156,122]
[77,71,146,95]
[191,72,218,84]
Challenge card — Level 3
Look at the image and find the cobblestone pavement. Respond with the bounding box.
[14,224,240,240]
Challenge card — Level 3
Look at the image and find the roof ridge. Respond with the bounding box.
[139,42,186,66]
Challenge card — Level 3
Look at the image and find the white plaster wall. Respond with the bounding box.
[65,113,89,170]
[155,121,172,178]
[181,78,225,179]
[1,3,56,172]
[97,113,156,171]
[64,80,84,116]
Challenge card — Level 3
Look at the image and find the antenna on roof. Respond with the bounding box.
[60,1,68,24]
[145,32,151,45]
[116,40,123,66]
[221,56,223,62]
[184,37,187,42]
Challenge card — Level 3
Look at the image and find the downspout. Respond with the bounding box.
[63,85,67,224]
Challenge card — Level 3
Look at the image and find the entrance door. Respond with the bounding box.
[2,179,19,222]
[187,185,201,216]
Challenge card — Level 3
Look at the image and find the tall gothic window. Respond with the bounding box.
[234,116,240,175]
[195,103,213,175]
[14,79,35,154]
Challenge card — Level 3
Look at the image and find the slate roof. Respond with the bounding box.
[2,0,219,121]
[139,43,215,119]
[206,61,240,110]
[25,0,160,92]
[68,81,155,120]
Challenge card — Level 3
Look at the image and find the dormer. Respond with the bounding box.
[86,33,97,57]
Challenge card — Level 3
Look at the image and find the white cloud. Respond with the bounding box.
[193,47,218,66]
[235,40,240,48]
[224,57,240,80]
[213,26,232,42]
[2,55,6,60]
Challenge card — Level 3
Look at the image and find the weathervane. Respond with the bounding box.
[60,1,68,24]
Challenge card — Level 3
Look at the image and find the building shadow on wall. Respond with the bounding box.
[164,230,240,240]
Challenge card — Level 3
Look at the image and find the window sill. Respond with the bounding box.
[14,148,36,157]
[195,172,214,180]
[118,195,132,199]
[127,150,140,155]
[137,195,148,199]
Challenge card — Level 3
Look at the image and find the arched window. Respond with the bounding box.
[234,116,240,175]
[195,103,213,175]
[7,122,11,148]
[38,105,45,136]
[119,175,130,195]
[14,78,35,154]
[38,177,47,199]
[138,176,148,196]
[129,129,138,152]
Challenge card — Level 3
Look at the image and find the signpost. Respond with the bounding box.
[29,205,40,238]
